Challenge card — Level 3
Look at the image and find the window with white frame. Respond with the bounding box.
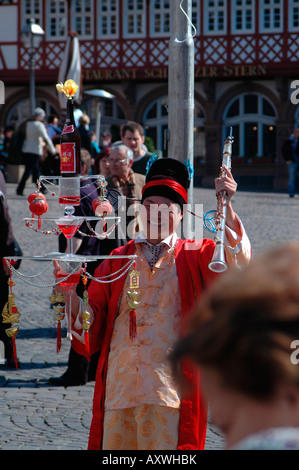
[289,0,299,30]
[260,0,283,32]
[47,0,67,39]
[224,93,277,160]
[71,0,93,38]
[191,0,200,34]
[123,0,146,37]
[98,0,118,38]
[150,0,171,37]
[204,0,227,35]
[232,0,254,33]
[22,0,43,27]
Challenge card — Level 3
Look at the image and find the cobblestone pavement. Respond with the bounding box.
[1,180,299,451]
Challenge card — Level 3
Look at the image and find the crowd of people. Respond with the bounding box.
[1,105,299,451]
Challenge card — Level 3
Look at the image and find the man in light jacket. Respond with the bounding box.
[16,107,56,195]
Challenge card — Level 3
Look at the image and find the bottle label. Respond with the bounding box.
[62,124,75,135]
[61,142,76,173]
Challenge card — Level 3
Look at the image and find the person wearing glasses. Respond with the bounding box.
[106,144,145,240]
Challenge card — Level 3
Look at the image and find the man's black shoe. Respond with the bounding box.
[48,375,86,387]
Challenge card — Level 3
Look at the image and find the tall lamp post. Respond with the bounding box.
[20,18,45,115]
[84,89,116,144]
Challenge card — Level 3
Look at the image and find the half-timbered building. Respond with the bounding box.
[0,0,298,189]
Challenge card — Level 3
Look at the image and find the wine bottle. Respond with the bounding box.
[60,99,81,176]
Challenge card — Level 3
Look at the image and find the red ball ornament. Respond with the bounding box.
[28,191,46,204]
[29,196,49,229]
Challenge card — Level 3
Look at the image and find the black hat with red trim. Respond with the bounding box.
[141,157,190,209]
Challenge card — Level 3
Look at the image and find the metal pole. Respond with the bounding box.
[29,33,35,115]
[168,0,194,238]
[95,102,102,144]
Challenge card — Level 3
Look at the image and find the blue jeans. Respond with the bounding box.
[288,161,299,196]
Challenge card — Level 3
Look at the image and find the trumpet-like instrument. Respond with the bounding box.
[208,126,234,273]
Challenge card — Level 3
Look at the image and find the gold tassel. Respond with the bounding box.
[127,265,140,340]
[2,273,21,368]
[49,292,65,353]
[82,271,91,360]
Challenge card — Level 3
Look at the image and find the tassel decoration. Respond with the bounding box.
[129,310,137,341]
[127,264,140,341]
[82,271,91,360]
[56,319,62,353]
[2,266,21,368]
[49,292,65,354]
[11,335,18,369]
[6,327,19,369]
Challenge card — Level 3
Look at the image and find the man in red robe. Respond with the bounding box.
[53,158,251,450]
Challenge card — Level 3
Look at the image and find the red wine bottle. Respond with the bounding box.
[60,99,81,176]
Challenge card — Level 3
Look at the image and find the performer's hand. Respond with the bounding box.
[52,260,82,321]
[3,264,10,276]
[52,260,82,293]
[214,166,242,237]
[214,166,237,204]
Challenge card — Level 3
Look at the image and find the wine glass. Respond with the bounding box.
[55,206,84,258]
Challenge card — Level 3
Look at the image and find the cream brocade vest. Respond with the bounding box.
[104,243,182,411]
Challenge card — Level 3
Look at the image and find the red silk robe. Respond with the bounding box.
[72,238,220,450]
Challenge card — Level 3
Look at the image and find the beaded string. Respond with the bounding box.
[24,217,120,240]
[39,176,107,204]
[5,260,53,279]
[7,258,135,288]
[8,261,81,289]
[85,259,135,283]
[25,219,61,236]
[77,218,120,239]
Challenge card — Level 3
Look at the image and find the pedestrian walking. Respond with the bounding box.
[16,108,56,195]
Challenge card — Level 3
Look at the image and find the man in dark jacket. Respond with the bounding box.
[282,128,299,197]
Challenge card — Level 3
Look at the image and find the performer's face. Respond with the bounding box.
[142,195,183,244]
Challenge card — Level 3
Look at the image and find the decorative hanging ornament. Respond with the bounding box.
[92,178,112,232]
[81,269,91,360]
[2,265,21,368]
[91,198,113,217]
[145,152,158,175]
[92,198,113,233]
[27,191,47,204]
[28,193,49,229]
[49,291,65,353]
[127,264,140,340]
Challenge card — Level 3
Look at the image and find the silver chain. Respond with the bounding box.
[9,259,135,288]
